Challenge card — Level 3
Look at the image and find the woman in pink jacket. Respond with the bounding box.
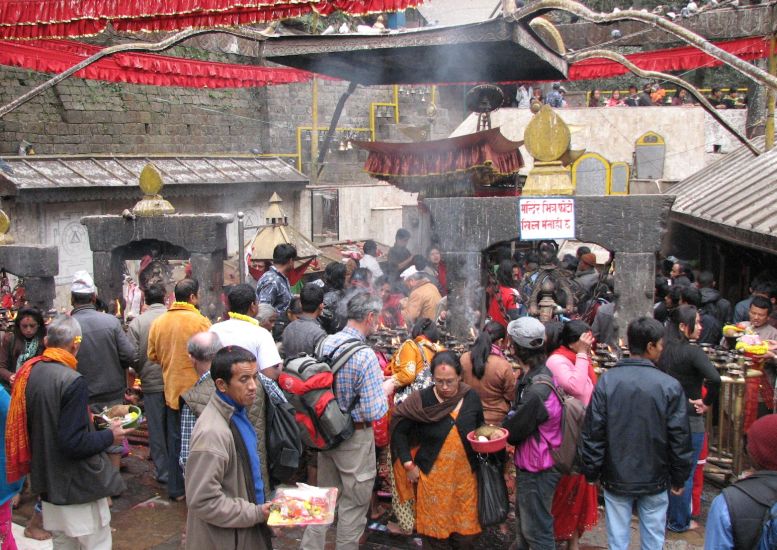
[546,320,598,550]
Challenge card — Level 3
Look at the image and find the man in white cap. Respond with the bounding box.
[70,271,137,472]
[503,317,563,550]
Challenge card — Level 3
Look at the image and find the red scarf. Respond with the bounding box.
[551,346,597,384]
[6,348,78,482]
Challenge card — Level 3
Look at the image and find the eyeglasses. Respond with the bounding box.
[433,378,458,388]
[73,336,82,344]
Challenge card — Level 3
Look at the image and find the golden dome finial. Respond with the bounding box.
[132,163,175,217]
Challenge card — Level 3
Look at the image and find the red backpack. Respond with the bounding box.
[280,338,369,450]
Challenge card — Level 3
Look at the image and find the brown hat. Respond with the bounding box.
[747,414,777,471]
[580,253,597,267]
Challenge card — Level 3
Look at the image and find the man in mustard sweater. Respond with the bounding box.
[148,279,211,501]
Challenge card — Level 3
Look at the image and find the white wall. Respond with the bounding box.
[451,106,710,182]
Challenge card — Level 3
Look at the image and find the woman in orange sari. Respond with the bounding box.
[390,351,484,549]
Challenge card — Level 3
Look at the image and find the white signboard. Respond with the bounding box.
[519,197,575,240]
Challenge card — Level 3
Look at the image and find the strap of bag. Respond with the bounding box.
[327,338,371,414]
[532,377,566,447]
[412,340,431,371]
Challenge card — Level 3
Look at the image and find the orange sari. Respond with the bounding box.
[415,411,481,539]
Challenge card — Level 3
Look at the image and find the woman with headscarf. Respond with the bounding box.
[546,320,598,550]
[391,351,484,549]
[460,321,516,427]
[659,304,720,533]
[0,307,46,391]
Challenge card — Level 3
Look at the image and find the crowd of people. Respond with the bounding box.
[0,231,775,550]
[508,82,747,110]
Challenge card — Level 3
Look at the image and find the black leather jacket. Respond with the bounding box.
[579,357,693,495]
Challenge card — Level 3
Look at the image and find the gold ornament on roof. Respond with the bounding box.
[0,209,13,244]
[522,105,577,196]
[132,163,175,217]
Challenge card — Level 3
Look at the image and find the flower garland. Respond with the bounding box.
[228,311,259,326]
[171,301,200,313]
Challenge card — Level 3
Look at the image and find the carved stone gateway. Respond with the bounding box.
[81,214,233,319]
[425,195,675,338]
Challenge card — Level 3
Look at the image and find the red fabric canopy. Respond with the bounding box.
[355,128,523,193]
[568,37,769,81]
[0,38,314,87]
[0,0,422,40]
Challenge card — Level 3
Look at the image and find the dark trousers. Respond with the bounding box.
[144,392,168,484]
[422,533,478,549]
[165,406,184,499]
[515,468,561,550]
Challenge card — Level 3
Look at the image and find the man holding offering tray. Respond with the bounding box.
[184,346,272,550]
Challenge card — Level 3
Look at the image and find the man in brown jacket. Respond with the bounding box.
[185,346,272,550]
[401,272,442,326]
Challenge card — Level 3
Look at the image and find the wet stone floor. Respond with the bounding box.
[11,445,709,549]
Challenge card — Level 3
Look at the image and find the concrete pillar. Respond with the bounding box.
[613,252,656,334]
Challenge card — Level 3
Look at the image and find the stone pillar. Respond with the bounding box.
[91,251,124,306]
[22,278,56,311]
[445,251,484,339]
[613,252,656,337]
[0,245,59,311]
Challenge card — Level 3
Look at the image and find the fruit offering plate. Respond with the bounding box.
[267,484,338,527]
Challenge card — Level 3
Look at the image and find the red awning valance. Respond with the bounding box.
[0,38,314,88]
[568,37,768,81]
[0,0,422,40]
[355,128,523,195]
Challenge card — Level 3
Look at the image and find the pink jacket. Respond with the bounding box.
[546,350,594,406]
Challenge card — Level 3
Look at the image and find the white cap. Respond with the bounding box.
[71,270,96,295]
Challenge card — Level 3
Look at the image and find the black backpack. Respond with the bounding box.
[265,396,303,486]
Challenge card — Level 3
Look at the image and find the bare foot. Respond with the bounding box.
[689,519,700,530]
[24,512,52,541]
[11,494,20,509]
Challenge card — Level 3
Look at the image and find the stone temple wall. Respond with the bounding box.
[0,65,466,178]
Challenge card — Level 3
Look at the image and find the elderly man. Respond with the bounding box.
[6,315,130,549]
[148,278,212,501]
[301,293,388,550]
[401,272,442,327]
[178,331,222,470]
[127,282,168,484]
[185,346,272,550]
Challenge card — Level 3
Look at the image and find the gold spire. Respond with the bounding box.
[132,163,175,217]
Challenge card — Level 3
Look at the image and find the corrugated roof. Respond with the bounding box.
[417,0,498,27]
[0,154,307,196]
[667,136,777,252]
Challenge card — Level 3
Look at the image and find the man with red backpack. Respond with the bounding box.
[300,292,388,550]
[502,317,563,550]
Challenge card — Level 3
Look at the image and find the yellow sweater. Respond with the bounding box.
[148,304,211,409]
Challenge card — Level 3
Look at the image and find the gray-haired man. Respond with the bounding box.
[301,293,388,550]
[10,315,131,549]
[178,332,223,470]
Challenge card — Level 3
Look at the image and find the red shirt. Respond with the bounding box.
[488,285,520,328]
